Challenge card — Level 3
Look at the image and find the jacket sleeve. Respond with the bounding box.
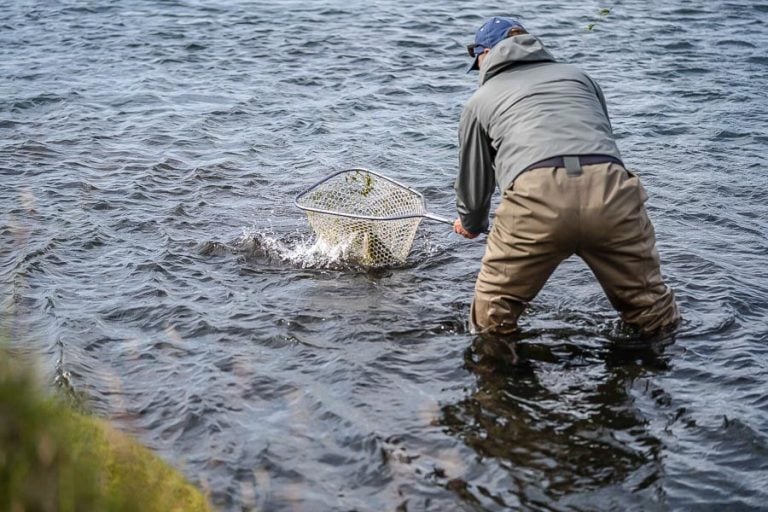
[587,75,613,132]
[455,106,496,235]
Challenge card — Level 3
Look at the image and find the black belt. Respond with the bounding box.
[524,154,624,176]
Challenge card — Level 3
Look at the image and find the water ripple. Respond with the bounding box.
[2,0,767,510]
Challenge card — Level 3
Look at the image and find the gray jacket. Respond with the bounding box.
[455,34,622,234]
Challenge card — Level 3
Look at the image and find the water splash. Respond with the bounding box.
[234,227,368,270]
[222,224,451,272]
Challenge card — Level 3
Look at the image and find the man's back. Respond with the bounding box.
[460,35,622,192]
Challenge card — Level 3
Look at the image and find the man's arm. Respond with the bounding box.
[587,75,613,132]
[454,106,496,236]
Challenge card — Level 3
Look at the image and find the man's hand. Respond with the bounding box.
[454,218,479,239]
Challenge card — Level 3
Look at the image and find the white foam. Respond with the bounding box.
[237,227,358,269]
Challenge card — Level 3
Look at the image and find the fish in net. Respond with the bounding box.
[295,168,452,267]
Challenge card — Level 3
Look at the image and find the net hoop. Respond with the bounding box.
[294,168,428,221]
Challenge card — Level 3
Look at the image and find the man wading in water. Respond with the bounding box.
[453,17,680,342]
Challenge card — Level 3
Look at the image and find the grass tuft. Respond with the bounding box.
[0,349,213,512]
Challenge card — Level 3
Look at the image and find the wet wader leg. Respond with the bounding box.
[577,164,680,333]
[471,168,573,335]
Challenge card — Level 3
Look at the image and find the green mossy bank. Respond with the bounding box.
[0,350,213,512]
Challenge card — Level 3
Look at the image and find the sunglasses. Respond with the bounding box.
[466,44,485,58]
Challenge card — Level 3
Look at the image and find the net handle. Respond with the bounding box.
[423,212,453,226]
[425,212,490,234]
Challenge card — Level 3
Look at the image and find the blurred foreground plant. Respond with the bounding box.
[0,348,213,512]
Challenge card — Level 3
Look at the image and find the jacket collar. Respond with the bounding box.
[479,34,557,85]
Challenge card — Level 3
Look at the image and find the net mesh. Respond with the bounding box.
[295,169,427,267]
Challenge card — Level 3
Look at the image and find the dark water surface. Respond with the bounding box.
[2,1,767,510]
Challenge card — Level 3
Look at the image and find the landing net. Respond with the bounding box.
[295,169,431,267]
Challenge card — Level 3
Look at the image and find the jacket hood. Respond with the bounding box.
[478,34,556,85]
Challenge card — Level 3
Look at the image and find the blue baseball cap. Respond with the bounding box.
[467,17,526,72]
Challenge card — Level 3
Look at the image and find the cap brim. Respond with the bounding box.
[466,55,480,73]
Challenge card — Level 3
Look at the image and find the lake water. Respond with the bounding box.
[2,1,767,510]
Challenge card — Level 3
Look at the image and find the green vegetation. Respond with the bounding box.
[586,7,612,31]
[345,170,376,197]
[0,349,213,512]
